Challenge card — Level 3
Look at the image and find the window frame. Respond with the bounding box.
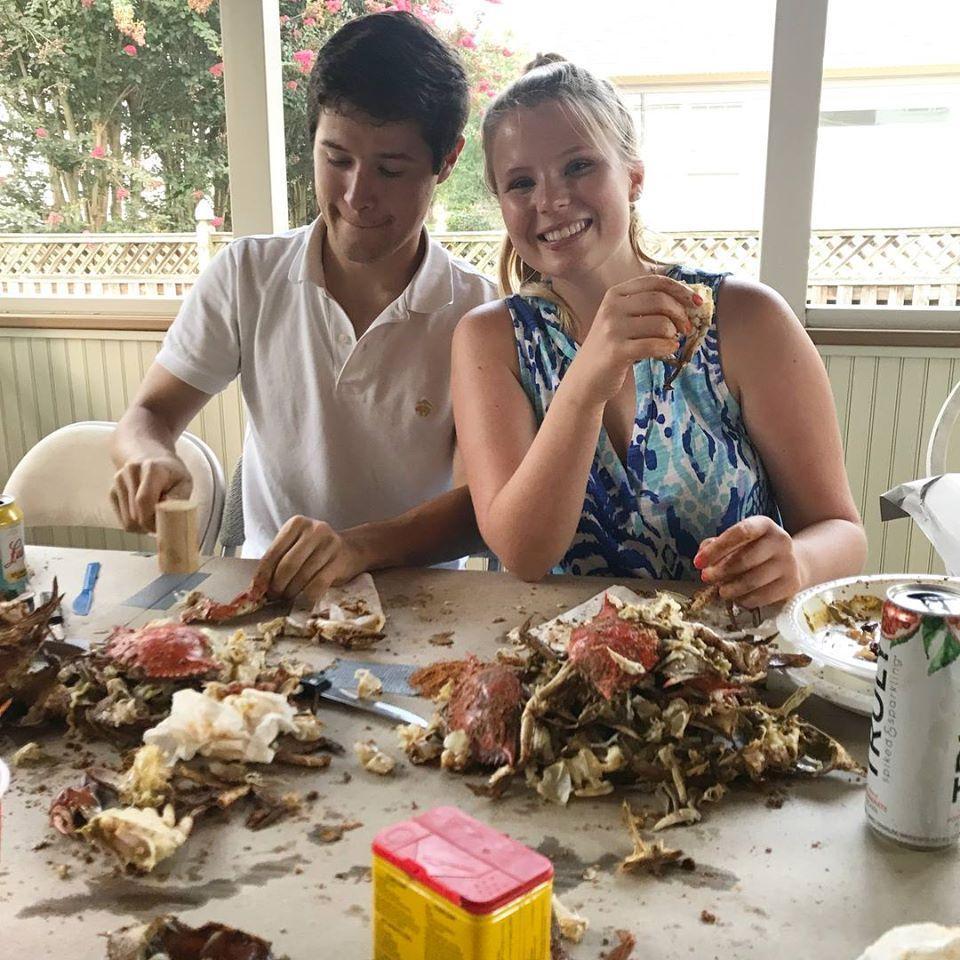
[1,0,958,344]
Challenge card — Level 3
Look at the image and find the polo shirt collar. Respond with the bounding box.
[287,218,454,314]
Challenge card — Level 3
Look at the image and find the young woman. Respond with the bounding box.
[451,56,867,606]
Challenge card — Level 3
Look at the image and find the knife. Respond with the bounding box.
[297,672,429,729]
[312,659,419,697]
[71,562,101,616]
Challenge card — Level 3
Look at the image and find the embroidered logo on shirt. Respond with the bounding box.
[415,398,433,417]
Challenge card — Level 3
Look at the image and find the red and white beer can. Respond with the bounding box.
[866,581,960,848]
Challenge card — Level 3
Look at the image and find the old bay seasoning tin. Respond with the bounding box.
[866,581,960,848]
[372,806,553,959]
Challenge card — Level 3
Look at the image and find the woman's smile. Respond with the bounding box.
[538,217,593,246]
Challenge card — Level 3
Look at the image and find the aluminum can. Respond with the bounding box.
[0,495,27,597]
[866,581,960,848]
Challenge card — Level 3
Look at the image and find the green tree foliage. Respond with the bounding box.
[0,0,518,233]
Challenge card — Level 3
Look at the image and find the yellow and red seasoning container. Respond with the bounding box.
[373,805,553,960]
[0,495,27,597]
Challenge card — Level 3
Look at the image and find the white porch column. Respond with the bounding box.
[220,0,289,237]
[759,0,829,319]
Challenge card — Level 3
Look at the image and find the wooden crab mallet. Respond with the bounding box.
[155,499,200,574]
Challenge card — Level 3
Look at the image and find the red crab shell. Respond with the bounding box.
[567,596,660,700]
[446,664,523,767]
[49,785,101,836]
[103,623,220,679]
[180,583,267,625]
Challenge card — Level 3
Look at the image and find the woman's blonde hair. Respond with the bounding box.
[482,54,662,331]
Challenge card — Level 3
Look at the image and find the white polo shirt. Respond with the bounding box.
[156,219,496,557]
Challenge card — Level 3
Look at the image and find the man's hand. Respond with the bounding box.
[110,455,193,533]
[694,516,806,608]
[253,516,366,603]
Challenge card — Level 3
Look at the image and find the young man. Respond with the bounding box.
[110,12,496,600]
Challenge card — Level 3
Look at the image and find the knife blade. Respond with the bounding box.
[297,672,428,728]
[321,686,429,729]
[314,659,419,696]
[71,562,101,616]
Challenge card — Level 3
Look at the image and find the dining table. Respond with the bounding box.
[1,544,958,959]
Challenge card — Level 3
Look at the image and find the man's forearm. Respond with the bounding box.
[112,406,181,468]
[342,485,484,572]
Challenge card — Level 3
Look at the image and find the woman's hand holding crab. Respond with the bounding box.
[564,274,700,406]
[694,515,807,609]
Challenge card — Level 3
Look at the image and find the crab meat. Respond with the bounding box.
[355,739,396,775]
[104,623,220,680]
[663,281,714,389]
[567,596,660,699]
[81,803,193,872]
[118,744,172,808]
[446,664,523,767]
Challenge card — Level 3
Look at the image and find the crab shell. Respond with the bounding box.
[48,784,102,836]
[567,596,660,700]
[103,624,220,680]
[446,664,523,767]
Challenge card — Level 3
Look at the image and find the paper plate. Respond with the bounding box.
[781,662,873,717]
[777,573,960,683]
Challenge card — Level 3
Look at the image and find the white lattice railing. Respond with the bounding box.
[1,228,958,306]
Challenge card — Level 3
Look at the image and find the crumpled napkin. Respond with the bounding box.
[143,687,298,764]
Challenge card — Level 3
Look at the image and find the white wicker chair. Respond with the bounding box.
[3,421,225,554]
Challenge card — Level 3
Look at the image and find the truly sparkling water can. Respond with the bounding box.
[866,581,960,848]
[0,495,27,597]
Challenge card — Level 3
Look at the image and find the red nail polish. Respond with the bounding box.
[693,553,705,570]
[692,293,704,306]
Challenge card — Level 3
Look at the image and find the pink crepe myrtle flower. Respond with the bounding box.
[211,216,224,228]
[46,212,65,226]
[122,44,138,56]
[286,80,299,91]
[81,0,94,8]
[502,47,513,57]
[458,33,477,50]
[35,127,49,139]
[292,49,316,74]
[116,187,130,200]
[279,14,289,24]
[325,0,342,11]
[90,145,106,158]
[387,0,412,10]
[209,62,224,78]
[304,17,316,26]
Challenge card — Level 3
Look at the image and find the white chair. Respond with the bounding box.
[926,381,960,477]
[3,421,226,554]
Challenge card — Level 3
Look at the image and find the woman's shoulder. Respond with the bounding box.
[453,297,521,366]
[712,274,800,338]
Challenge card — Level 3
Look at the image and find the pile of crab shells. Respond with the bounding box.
[400,590,862,867]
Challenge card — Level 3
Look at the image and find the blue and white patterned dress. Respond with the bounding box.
[507,265,780,580]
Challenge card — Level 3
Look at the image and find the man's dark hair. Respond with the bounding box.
[307,12,469,173]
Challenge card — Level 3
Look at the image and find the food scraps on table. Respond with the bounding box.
[400,588,861,871]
